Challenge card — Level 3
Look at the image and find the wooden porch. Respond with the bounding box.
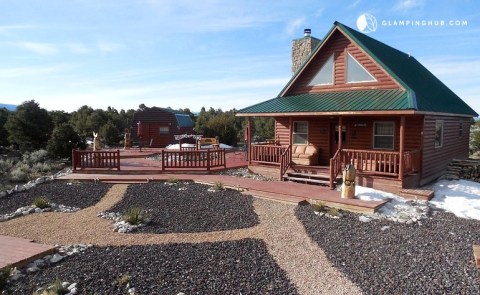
[249,144,422,191]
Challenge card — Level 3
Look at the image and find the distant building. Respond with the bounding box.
[132,107,194,148]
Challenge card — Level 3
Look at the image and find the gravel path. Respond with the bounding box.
[109,182,259,233]
[7,239,298,294]
[0,181,111,215]
[0,182,362,294]
[295,203,480,295]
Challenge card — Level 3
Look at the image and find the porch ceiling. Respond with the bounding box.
[237,89,411,115]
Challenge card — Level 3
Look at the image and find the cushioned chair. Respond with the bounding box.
[291,145,318,165]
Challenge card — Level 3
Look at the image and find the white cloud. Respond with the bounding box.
[285,17,306,36]
[97,41,122,53]
[0,24,37,35]
[11,41,58,55]
[348,0,362,10]
[0,64,67,78]
[393,0,425,11]
[65,43,91,54]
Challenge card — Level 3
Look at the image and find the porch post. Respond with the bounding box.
[399,116,405,181]
[338,116,343,151]
[246,117,251,164]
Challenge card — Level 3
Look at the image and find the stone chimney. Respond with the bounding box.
[291,29,321,75]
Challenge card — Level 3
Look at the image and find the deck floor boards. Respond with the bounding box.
[0,235,56,269]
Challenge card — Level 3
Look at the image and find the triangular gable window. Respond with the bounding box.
[308,54,334,86]
[346,53,376,83]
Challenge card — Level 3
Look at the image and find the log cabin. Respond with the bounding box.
[237,22,478,193]
[132,107,194,148]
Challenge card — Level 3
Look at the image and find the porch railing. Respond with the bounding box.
[250,144,284,165]
[328,149,422,188]
[161,149,226,171]
[279,144,292,180]
[72,149,120,171]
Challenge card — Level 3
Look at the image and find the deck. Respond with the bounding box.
[0,235,56,269]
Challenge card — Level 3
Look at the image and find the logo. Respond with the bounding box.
[357,13,378,33]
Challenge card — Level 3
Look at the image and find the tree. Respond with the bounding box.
[5,100,53,152]
[49,110,71,128]
[0,108,10,147]
[47,123,85,159]
[100,121,120,146]
[470,120,480,155]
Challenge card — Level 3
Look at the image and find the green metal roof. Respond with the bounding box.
[174,114,194,128]
[239,89,410,114]
[239,22,478,117]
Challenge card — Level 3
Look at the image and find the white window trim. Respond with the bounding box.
[308,54,334,86]
[373,121,395,150]
[346,52,377,84]
[435,120,444,148]
[293,121,309,145]
[159,126,169,135]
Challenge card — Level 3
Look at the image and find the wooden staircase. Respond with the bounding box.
[283,165,339,188]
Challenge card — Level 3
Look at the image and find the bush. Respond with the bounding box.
[166,177,179,184]
[14,162,30,173]
[33,279,69,295]
[33,197,50,209]
[0,267,11,291]
[123,207,147,225]
[212,181,224,191]
[9,167,28,182]
[47,123,84,159]
[311,202,326,212]
[327,207,340,217]
[0,159,13,174]
[32,162,52,173]
[29,149,49,164]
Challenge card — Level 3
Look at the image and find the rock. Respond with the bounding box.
[381,226,390,231]
[0,191,7,197]
[35,208,42,213]
[68,283,78,290]
[359,216,371,223]
[26,266,40,274]
[69,287,78,294]
[35,176,47,184]
[62,281,70,288]
[50,253,64,264]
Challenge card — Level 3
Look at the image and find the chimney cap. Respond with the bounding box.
[304,29,311,37]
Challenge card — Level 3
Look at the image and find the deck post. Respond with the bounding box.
[338,116,343,151]
[207,149,211,172]
[161,150,165,171]
[246,117,251,164]
[116,150,120,170]
[72,149,76,171]
[399,116,405,181]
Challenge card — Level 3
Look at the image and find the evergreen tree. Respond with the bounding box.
[47,123,85,159]
[5,100,53,152]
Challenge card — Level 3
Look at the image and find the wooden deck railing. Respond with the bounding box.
[250,144,284,165]
[72,150,120,171]
[279,144,292,180]
[328,149,422,189]
[161,149,226,171]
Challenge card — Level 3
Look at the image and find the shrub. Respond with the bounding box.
[0,267,11,291]
[327,207,340,217]
[26,149,49,165]
[33,197,51,209]
[0,159,13,174]
[9,167,28,182]
[33,279,69,295]
[311,201,326,212]
[212,181,224,191]
[117,274,131,286]
[32,162,52,173]
[123,207,147,225]
[166,177,179,184]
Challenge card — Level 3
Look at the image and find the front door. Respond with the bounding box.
[330,124,346,157]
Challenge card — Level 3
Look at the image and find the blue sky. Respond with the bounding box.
[1,0,479,114]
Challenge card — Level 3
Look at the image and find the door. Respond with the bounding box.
[330,124,346,157]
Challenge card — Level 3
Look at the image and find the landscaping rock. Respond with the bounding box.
[295,203,480,294]
[7,240,297,294]
[108,182,259,234]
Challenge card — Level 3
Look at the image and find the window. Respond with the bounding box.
[346,53,376,83]
[159,126,169,135]
[459,122,464,137]
[435,120,444,148]
[373,122,394,149]
[308,54,334,86]
[293,121,308,144]
[334,125,346,144]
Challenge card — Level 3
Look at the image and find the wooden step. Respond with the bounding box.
[474,245,480,268]
[398,188,435,201]
[242,189,305,204]
[284,176,330,186]
[286,172,330,180]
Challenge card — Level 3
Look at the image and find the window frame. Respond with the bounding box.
[159,126,169,135]
[372,121,395,150]
[308,54,334,86]
[459,121,463,137]
[435,120,444,148]
[346,52,377,84]
[292,121,309,145]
